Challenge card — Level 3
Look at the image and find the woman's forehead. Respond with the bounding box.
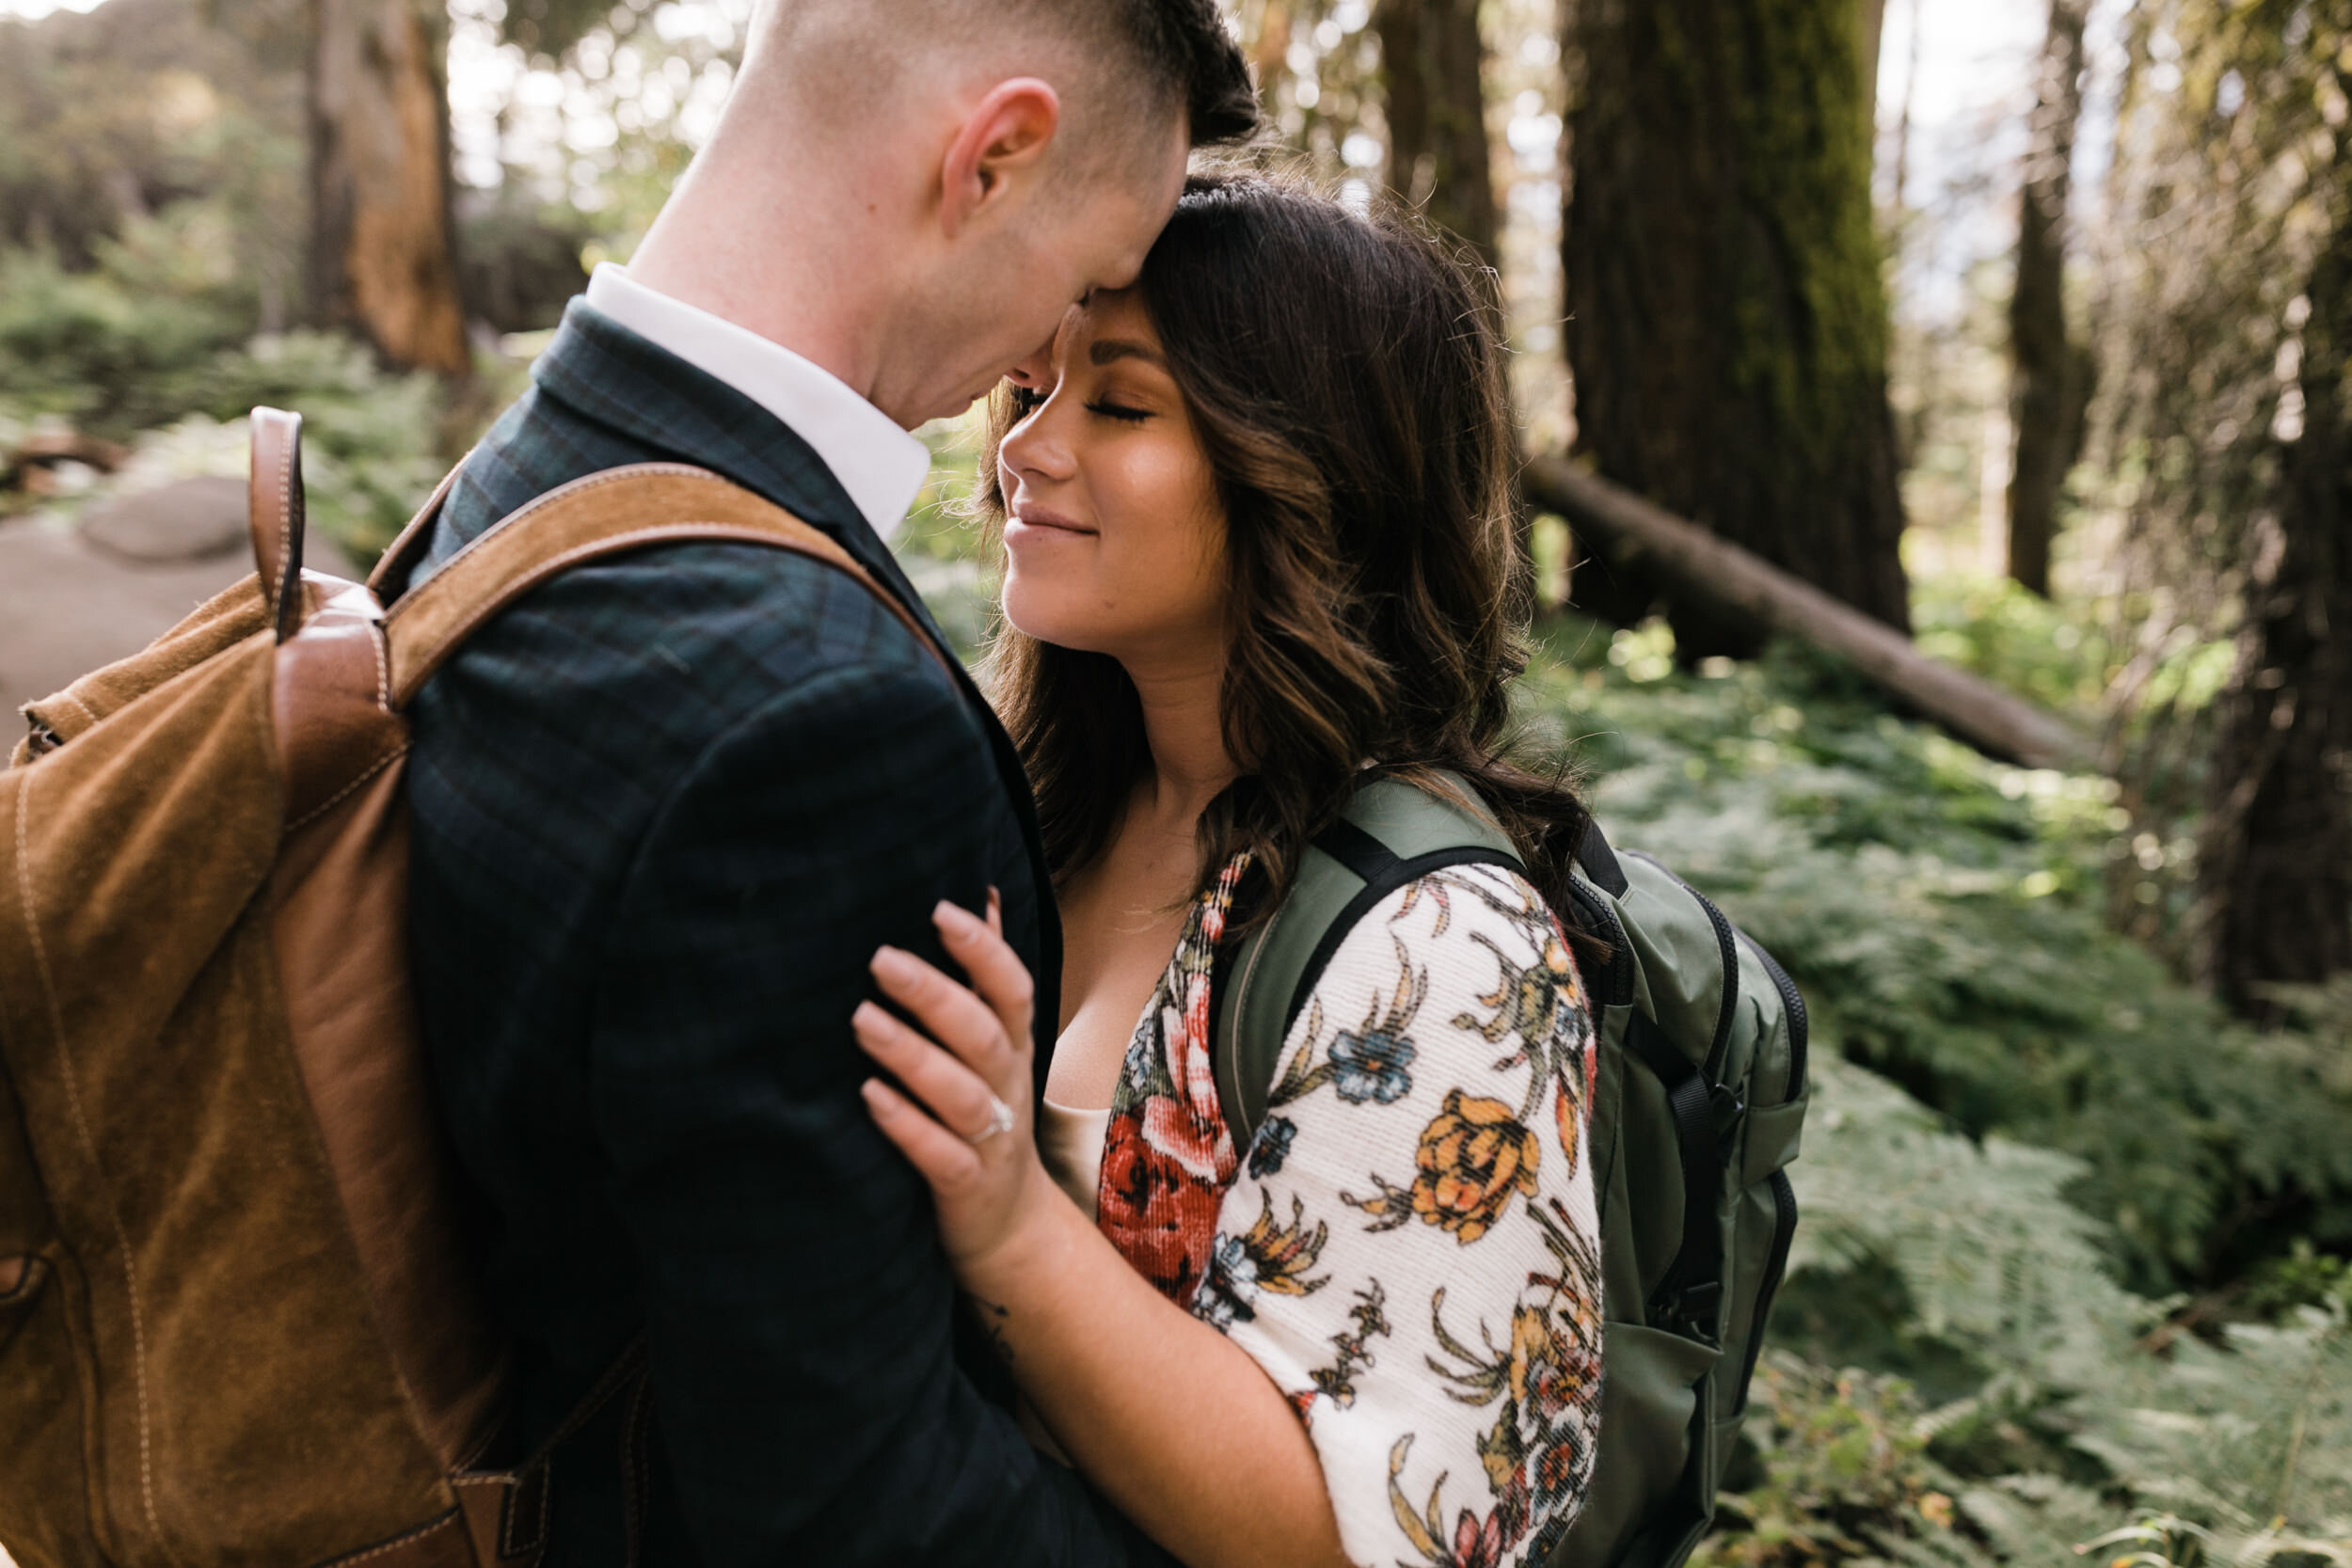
[1057,289,1156,361]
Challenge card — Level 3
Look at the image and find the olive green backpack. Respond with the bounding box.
[1212,775,1810,1568]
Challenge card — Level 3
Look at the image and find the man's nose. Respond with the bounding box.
[1005,305,1082,390]
[1004,341,1055,390]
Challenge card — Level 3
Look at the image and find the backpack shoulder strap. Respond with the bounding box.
[377,463,952,707]
[1212,772,1525,1152]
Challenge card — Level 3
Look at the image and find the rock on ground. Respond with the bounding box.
[1,476,357,723]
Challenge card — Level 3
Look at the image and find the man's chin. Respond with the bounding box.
[913,387,987,426]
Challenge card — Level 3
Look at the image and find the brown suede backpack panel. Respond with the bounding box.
[0,410,947,1568]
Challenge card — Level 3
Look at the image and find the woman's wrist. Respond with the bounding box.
[953,1156,1088,1300]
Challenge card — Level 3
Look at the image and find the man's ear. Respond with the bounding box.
[940,78,1061,241]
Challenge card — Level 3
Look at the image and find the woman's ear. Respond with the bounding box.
[939,77,1061,241]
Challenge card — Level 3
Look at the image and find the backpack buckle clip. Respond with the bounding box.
[1654,1278,1723,1337]
[1708,1084,1745,1139]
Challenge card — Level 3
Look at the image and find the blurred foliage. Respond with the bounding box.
[1517,612,2352,1291]
[446,0,745,264]
[0,238,249,436]
[0,0,303,293]
[2,0,2345,1552]
[5,338,446,562]
[1686,1043,2350,1568]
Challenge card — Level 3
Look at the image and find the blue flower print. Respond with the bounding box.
[1248,1116,1299,1179]
[1329,1026,1416,1105]
[1197,1233,1261,1328]
[1123,1027,1156,1093]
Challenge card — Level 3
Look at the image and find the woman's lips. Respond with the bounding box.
[1007,506,1096,538]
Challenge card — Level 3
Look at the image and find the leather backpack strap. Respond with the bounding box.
[367,455,468,603]
[379,464,953,709]
[247,406,309,642]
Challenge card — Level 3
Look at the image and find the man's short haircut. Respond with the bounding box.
[746,0,1259,153]
[1103,0,1261,148]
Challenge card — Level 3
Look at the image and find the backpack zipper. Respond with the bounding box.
[1738,932,1809,1102]
[1731,1169,1799,1416]
[1618,850,1740,1080]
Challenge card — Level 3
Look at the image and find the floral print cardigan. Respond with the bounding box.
[1092,852,1604,1568]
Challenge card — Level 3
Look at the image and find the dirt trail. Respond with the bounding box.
[2,477,355,723]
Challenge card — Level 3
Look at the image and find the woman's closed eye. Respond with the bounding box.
[1086,398,1152,423]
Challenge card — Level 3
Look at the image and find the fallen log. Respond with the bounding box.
[1521,452,2098,772]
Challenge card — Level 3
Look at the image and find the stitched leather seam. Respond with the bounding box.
[286,745,409,834]
[367,456,470,598]
[512,1460,550,1558]
[389,521,946,705]
[369,623,392,712]
[317,1509,463,1567]
[49,688,99,735]
[276,430,298,622]
[622,1377,652,1568]
[385,464,715,598]
[13,768,180,1563]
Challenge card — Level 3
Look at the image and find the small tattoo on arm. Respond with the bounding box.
[972,1296,1014,1368]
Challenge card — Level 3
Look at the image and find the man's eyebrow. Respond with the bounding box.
[1089,339,1166,368]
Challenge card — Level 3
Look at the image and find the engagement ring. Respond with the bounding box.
[970,1092,1015,1146]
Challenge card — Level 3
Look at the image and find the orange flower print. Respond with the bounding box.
[1348,1090,1541,1244]
[1413,1091,1541,1243]
[1553,1080,1580,1180]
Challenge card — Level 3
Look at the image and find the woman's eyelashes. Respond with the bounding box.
[1085,397,1152,423]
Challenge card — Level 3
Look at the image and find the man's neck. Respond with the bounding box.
[626,174,885,404]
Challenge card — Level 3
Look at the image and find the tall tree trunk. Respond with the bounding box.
[1562,0,1908,656]
[1890,0,1920,208]
[1857,0,1886,112]
[2197,140,2352,1022]
[1375,0,1498,269]
[308,0,469,375]
[2004,0,2090,597]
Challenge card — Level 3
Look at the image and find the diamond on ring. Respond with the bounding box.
[970,1092,1016,1145]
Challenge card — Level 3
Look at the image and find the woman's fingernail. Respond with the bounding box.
[851,1000,886,1035]
[862,1079,896,1117]
[935,899,983,939]
[872,946,914,981]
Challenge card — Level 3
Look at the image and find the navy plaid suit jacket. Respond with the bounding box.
[406,302,1169,1566]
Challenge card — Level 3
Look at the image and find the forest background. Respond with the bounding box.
[1,0,2348,1558]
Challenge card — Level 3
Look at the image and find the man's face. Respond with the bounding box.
[901,119,1191,427]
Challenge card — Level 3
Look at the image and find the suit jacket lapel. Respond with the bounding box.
[529,303,958,658]
[525,303,1064,1081]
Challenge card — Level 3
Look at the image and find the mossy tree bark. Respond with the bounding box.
[1375,0,1498,270]
[1858,0,1885,106]
[2004,0,2090,598]
[2198,128,2352,1022]
[308,0,469,376]
[1562,0,1909,657]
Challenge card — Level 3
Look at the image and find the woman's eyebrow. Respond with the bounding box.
[1088,338,1166,368]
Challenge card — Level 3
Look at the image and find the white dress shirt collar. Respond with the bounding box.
[582,262,931,543]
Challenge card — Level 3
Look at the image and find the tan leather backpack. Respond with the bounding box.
[0,409,947,1568]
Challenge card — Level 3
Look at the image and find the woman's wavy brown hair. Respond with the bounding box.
[977,170,1593,935]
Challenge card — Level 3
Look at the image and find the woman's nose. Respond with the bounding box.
[1000,403,1075,484]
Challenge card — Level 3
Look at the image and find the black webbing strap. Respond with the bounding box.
[1313,817,1398,882]
[1283,822,1528,1038]
[1624,1015,1725,1335]
[1575,816,1630,896]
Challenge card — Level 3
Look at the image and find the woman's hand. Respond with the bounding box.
[855,894,1058,1275]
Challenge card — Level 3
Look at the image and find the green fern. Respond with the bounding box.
[1515,615,2352,1290]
